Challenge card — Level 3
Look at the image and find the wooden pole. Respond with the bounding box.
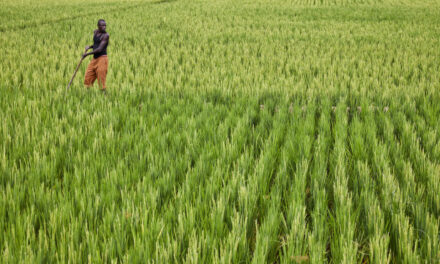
[66,57,84,90]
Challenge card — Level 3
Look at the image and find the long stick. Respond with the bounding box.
[66,57,85,90]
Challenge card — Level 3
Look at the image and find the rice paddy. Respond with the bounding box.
[1,0,440,262]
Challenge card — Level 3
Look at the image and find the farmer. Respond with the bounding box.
[83,19,109,91]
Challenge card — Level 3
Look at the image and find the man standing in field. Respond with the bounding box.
[83,19,109,92]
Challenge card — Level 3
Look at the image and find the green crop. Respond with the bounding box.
[1,0,440,262]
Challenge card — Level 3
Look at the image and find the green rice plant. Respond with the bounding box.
[251,101,289,263]
[401,99,440,162]
[179,102,255,262]
[356,162,391,264]
[391,110,440,216]
[307,98,331,264]
[372,111,423,263]
[217,149,257,264]
[348,105,391,263]
[329,101,358,264]
[279,101,315,263]
[384,110,440,262]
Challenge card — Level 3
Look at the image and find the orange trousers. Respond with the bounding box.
[84,55,108,89]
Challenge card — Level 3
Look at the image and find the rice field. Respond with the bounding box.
[1,0,440,262]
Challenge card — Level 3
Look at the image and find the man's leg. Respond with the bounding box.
[84,59,97,88]
[96,56,108,91]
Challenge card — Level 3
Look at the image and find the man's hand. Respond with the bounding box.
[82,53,88,59]
[84,45,92,52]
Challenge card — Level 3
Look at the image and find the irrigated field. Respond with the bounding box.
[1,0,440,263]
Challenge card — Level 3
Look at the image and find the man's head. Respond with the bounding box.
[97,19,106,32]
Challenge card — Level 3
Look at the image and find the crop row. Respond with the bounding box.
[1,89,439,262]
